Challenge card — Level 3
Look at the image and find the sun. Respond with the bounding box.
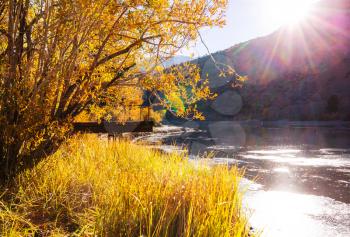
[267,0,317,25]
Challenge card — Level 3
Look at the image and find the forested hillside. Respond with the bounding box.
[191,0,350,121]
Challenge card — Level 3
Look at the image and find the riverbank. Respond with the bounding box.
[137,122,350,236]
[0,134,254,236]
[164,120,350,129]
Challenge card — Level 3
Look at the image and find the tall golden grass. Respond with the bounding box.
[0,135,255,236]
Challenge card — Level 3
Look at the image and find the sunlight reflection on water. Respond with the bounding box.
[244,190,350,237]
[241,151,350,167]
[135,124,350,236]
[247,149,302,154]
[273,167,290,173]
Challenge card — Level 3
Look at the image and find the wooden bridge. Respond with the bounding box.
[73,97,157,137]
[73,121,154,137]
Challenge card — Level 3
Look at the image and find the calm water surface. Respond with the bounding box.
[136,121,350,237]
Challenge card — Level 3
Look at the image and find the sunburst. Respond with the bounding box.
[266,0,317,25]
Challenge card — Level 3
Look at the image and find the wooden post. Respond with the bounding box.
[147,107,150,121]
[108,134,114,141]
[140,106,142,121]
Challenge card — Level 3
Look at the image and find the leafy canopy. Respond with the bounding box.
[0,0,227,177]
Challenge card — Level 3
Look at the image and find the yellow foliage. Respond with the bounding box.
[0,135,256,236]
[0,0,228,176]
[142,63,215,119]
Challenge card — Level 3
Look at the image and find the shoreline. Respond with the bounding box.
[164,120,350,129]
[134,124,350,237]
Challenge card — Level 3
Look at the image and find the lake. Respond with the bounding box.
[136,121,350,237]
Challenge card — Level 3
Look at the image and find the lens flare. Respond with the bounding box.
[267,0,317,25]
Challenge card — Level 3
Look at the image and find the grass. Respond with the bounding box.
[0,134,255,236]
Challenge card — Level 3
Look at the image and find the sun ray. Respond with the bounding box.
[297,26,318,74]
[261,30,284,83]
[266,0,318,26]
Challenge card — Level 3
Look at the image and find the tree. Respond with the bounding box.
[0,0,227,179]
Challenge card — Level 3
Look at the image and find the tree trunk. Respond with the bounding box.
[0,129,70,182]
[0,141,21,182]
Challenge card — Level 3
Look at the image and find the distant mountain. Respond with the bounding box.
[163,55,191,68]
[189,0,350,121]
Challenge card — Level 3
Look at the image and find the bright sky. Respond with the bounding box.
[182,0,318,57]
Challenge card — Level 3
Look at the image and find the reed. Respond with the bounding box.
[0,134,255,236]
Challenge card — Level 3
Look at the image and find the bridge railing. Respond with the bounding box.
[73,120,154,134]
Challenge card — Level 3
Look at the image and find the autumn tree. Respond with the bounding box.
[0,0,227,178]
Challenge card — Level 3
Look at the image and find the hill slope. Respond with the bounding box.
[163,55,191,68]
[193,0,350,121]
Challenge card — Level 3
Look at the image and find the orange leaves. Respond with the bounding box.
[0,0,228,165]
[141,63,215,119]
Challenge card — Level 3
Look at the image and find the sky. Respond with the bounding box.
[181,0,318,57]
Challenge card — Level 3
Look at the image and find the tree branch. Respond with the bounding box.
[95,35,161,67]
